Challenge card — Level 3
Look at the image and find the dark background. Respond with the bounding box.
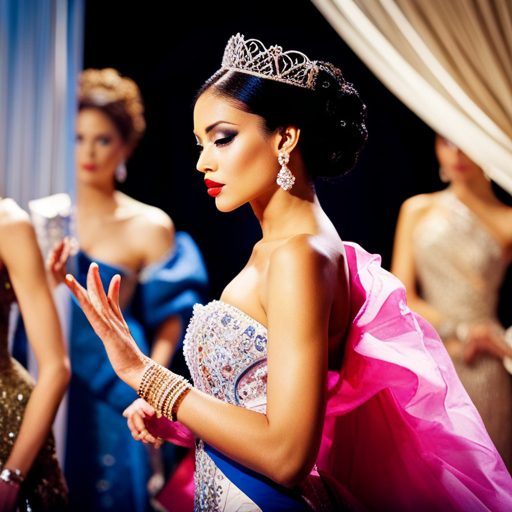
[83,0,450,303]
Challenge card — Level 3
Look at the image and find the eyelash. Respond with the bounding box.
[196,133,236,153]
[214,134,236,147]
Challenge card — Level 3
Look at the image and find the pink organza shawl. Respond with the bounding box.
[147,242,512,511]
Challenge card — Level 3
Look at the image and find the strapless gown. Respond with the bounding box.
[147,242,512,512]
[0,266,68,511]
[414,189,512,470]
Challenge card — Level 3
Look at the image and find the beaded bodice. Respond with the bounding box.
[183,300,268,413]
[413,190,508,324]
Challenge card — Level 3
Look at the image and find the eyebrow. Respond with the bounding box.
[205,120,238,134]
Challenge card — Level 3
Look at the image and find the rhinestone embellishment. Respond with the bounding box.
[183,301,268,408]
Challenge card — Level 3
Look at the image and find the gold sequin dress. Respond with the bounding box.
[413,189,512,470]
[0,266,68,510]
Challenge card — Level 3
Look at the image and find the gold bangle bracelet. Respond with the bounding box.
[137,361,192,421]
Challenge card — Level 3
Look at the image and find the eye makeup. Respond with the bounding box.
[214,131,237,147]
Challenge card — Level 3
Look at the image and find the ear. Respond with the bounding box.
[274,125,300,155]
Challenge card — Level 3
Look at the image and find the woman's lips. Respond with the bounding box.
[82,164,97,171]
[204,178,225,197]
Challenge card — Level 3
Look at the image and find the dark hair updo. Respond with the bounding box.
[78,68,146,155]
[196,61,368,179]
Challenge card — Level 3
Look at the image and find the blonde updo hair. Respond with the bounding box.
[78,68,146,154]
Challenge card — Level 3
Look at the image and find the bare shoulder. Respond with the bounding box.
[117,192,174,236]
[269,234,332,279]
[0,199,32,235]
[116,192,175,263]
[0,199,40,266]
[399,193,437,217]
[0,198,29,224]
[396,192,440,231]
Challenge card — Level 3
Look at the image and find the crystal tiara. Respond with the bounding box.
[221,33,321,90]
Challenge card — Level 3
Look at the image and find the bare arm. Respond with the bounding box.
[67,237,337,487]
[0,205,70,475]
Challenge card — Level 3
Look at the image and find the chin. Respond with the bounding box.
[77,172,113,187]
[214,195,246,213]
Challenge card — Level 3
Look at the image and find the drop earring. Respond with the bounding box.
[276,151,295,191]
[439,166,449,183]
[115,160,127,183]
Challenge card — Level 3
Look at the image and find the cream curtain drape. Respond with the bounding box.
[311,0,512,193]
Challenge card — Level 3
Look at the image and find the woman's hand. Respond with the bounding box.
[65,263,146,390]
[47,237,72,288]
[463,323,512,364]
[0,480,19,512]
[123,399,163,447]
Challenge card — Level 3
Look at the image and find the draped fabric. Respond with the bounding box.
[0,0,84,207]
[145,242,512,511]
[311,0,512,193]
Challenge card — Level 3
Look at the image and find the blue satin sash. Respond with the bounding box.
[204,444,311,511]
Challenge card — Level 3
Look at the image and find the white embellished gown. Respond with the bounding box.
[183,300,312,511]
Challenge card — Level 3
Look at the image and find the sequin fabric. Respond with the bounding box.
[413,189,512,470]
[0,266,68,510]
[183,300,268,510]
[414,190,506,323]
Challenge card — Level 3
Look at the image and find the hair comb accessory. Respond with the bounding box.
[222,33,321,90]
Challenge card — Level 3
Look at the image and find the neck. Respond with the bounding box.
[251,175,320,241]
[77,181,117,216]
[448,174,495,203]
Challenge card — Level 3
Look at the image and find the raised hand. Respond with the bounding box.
[65,262,147,390]
[47,237,73,287]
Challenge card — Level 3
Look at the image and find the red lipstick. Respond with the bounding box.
[82,164,97,171]
[205,178,225,197]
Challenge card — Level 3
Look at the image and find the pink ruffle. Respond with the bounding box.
[316,243,512,511]
[145,414,195,449]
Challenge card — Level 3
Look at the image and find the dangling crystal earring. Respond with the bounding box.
[115,160,127,183]
[439,166,449,183]
[276,151,295,191]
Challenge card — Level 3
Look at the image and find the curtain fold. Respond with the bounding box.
[0,0,84,208]
[311,0,512,193]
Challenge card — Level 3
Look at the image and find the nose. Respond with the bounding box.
[77,139,95,159]
[196,144,216,174]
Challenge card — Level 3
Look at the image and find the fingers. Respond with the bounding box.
[490,337,512,360]
[123,398,155,418]
[463,341,478,364]
[127,413,159,444]
[107,275,128,326]
[87,263,109,316]
[65,274,88,304]
[59,237,72,268]
[65,274,107,326]
[47,239,70,285]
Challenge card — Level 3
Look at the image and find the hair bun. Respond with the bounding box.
[79,68,145,152]
[310,63,368,179]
